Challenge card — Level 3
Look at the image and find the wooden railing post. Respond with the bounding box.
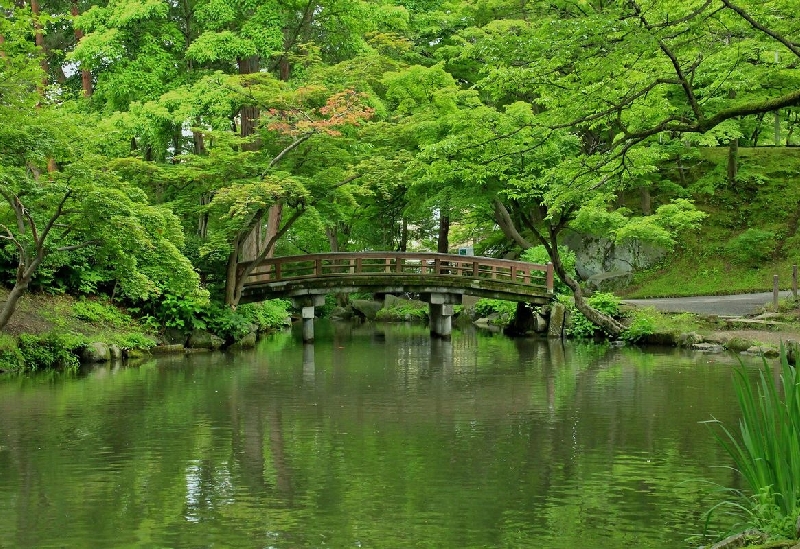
[434,258,441,274]
[774,274,780,308]
[395,256,403,273]
[315,258,323,276]
[546,262,554,293]
[356,257,362,273]
[274,262,282,280]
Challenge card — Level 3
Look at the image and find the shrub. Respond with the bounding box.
[18,333,85,372]
[0,334,22,373]
[565,293,622,338]
[203,299,291,342]
[376,301,428,321]
[621,308,701,343]
[705,349,800,539]
[622,307,658,342]
[473,299,517,318]
[725,229,776,266]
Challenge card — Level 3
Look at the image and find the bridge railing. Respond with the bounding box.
[242,252,554,293]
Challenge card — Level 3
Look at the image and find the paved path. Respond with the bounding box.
[624,291,794,317]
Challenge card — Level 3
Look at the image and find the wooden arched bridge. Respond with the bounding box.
[239,252,554,341]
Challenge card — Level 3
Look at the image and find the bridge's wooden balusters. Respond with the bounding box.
[244,252,553,290]
[240,252,554,342]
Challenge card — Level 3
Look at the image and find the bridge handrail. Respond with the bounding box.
[241,252,554,293]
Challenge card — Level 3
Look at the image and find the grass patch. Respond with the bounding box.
[624,257,800,298]
[622,308,703,342]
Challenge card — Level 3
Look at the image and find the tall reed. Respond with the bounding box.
[708,347,800,536]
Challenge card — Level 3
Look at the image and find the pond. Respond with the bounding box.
[0,321,762,548]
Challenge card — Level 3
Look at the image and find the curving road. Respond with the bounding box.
[623,291,794,317]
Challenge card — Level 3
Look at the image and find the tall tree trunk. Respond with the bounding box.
[194,130,211,239]
[30,0,49,89]
[640,186,651,215]
[326,226,339,252]
[71,0,92,97]
[237,56,268,264]
[727,137,738,185]
[437,214,450,253]
[225,234,242,307]
[398,217,408,252]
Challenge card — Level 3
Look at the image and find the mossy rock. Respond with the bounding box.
[186,330,225,350]
[230,331,258,349]
[81,342,111,363]
[724,337,756,353]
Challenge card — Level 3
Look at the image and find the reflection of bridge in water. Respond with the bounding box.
[240,252,554,341]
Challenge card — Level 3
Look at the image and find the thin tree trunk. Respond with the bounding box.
[398,217,408,252]
[71,0,93,97]
[437,214,450,253]
[548,236,625,337]
[30,0,49,89]
[727,137,738,185]
[0,281,31,332]
[193,129,210,238]
[494,199,625,337]
[225,234,242,307]
[326,226,339,252]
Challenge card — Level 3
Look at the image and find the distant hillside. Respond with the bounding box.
[622,147,800,298]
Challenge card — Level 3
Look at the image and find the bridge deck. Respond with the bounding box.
[239,252,554,304]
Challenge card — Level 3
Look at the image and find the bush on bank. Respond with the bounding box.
[0,292,292,374]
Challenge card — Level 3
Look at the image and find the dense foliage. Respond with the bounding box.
[1,0,799,335]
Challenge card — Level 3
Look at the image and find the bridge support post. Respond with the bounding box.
[292,294,327,343]
[429,303,454,339]
[302,307,315,343]
[423,292,461,340]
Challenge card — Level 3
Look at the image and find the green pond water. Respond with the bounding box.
[0,321,765,548]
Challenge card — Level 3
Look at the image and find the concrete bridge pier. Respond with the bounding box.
[423,292,462,340]
[292,294,326,343]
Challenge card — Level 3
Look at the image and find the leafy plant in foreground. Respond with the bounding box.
[705,349,800,539]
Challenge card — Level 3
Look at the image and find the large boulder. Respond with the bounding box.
[350,299,384,321]
[585,271,634,293]
[562,232,667,280]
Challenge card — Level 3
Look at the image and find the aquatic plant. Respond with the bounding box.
[706,348,800,538]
